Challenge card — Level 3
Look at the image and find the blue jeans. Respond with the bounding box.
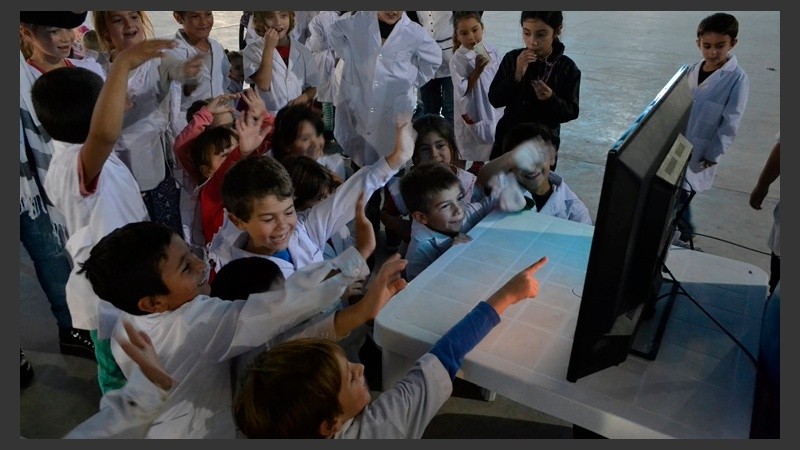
[417,76,454,125]
[20,211,73,331]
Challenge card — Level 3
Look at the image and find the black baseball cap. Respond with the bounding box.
[20,11,88,28]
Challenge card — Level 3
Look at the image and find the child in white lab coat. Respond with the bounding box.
[72,212,406,438]
[675,12,749,245]
[92,11,204,237]
[307,11,352,141]
[243,11,320,116]
[449,11,504,171]
[165,11,231,137]
[329,11,441,245]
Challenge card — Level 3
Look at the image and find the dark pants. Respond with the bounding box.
[769,252,780,295]
[416,76,454,125]
[142,171,183,237]
[675,188,695,243]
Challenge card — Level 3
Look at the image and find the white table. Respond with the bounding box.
[374,211,768,439]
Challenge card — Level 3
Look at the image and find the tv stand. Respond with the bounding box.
[630,277,679,360]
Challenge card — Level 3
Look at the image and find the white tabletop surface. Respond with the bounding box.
[374,210,768,438]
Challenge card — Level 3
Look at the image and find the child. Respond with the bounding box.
[193,111,269,244]
[209,120,414,279]
[329,11,441,238]
[20,18,106,78]
[32,40,178,394]
[407,11,455,126]
[381,114,479,252]
[166,11,231,137]
[225,49,245,94]
[401,162,499,281]
[487,11,580,170]
[272,103,351,180]
[449,11,504,171]
[75,213,404,438]
[676,12,749,246]
[243,11,320,116]
[92,11,204,237]
[18,11,101,362]
[233,256,548,438]
[477,122,592,225]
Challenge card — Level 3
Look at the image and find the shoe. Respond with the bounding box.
[59,328,96,361]
[21,349,34,388]
[671,236,702,252]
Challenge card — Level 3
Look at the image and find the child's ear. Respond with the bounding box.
[411,210,428,225]
[228,212,247,231]
[137,295,164,313]
[318,417,342,438]
[730,37,738,49]
[173,12,183,25]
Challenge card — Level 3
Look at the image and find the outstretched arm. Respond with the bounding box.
[749,140,780,210]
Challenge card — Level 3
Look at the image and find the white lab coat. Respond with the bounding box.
[101,56,197,191]
[209,157,397,278]
[166,31,230,137]
[330,11,441,167]
[450,43,504,162]
[96,247,368,438]
[242,35,320,116]
[683,54,749,193]
[307,11,350,103]
[522,173,592,225]
[414,11,454,79]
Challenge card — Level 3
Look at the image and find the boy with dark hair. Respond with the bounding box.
[209,120,415,278]
[676,12,749,247]
[32,39,183,394]
[76,203,407,437]
[400,162,499,281]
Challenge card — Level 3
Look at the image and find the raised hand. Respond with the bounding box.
[117,320,173,391]
[515,49,537,81]
[386,117,416,170]
[238,87,267,121]
[207,93,240,116]
[263,27,280,50]
[113,39,178,72]
[357,253,408,320]
[235,110,267,156]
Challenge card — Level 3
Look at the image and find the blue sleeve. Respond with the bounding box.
[429,301,501,379]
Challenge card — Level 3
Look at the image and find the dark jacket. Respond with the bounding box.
[488,40,580,158]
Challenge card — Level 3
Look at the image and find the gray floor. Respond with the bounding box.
[19,11,779,439]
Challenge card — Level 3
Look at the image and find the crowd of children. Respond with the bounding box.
[19,10,760,439]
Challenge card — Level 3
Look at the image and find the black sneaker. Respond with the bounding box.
[21,348,34,388]
[59,328,96,361]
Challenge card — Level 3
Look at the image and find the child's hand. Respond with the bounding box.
[113,39,178,72]
[353,191,376,260]
[207,93,240,116]
[117,320,173,391]
[531,79,553,101]
[181,54,205,80]
[239,87,267,121]
[263,28,280,49]
[386,117,416,170]
[514,49,537,81]
[358,253,408,320]
[486,256,547,315]
[235,110,267,155]
[452,232,472,246]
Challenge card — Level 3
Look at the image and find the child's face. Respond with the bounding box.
[291,120,326,160]
[201,138,237,180]
[175,11,214,43]
[149,234,211,312]
[513,162,551,195]
[455,17,484,50]
[232,195,298,256]
[416,131,453,166]
[697,32,737,71]
[417,184,465,234]
[264,12,291,40]
[377,11,402,25]
[334,353,372,426]
[521,18,559,59]
[105,11,146,50]
[22,25,73,60]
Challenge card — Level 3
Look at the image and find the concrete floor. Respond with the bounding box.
[19,11,779,439]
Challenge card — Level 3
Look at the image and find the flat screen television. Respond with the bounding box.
[566,65,694,383]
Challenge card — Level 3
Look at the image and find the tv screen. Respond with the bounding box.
[566,65,694,383]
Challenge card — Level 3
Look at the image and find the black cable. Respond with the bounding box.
[661,264,758,366]
[691,232,770,256]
